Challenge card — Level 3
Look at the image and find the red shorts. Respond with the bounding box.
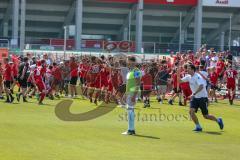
[182,88,192,98]
[100,81,108,88]
[143,84,152,91]
[143,87,152,91]
[108,83,113,92]
[227,84,235,90]
[89,82,100,89]
[36,81,46,92]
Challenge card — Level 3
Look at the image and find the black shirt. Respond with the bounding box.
[18,62,29,79]
[156,70,169,85]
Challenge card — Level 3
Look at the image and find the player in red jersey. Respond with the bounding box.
[40,60,47,77]
[168,67,183,106]
[88,57,101,105]
[224,64,238,105]
[31,64,47,105]
[108,65,120,104]
[81,60,91,98]
[94,59,103,104]
[216,57,225,82]
[141,68,153,108]
[52,62,62,98]
[10,62,18,93]
[106,71,114,104]
[3,58,14,103]
[180,64,192,106]
[79,59,89,96]
[99,63,110,103]
[209,67,218,103]
[105,61,122,104]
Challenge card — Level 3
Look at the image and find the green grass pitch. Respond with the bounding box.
[0,97,240,160]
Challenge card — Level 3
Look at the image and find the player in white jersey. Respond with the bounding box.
[178,64,224,132]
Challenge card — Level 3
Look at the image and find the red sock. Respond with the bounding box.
[227,92,231,100]
[40,92,45,102]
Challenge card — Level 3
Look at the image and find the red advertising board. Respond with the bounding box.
[103,41,135,52]
[48,39,136,52]
[98,0,197,6]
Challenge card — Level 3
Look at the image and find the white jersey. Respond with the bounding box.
[199,71,208,86]
[210,56,218,67]
[181,73,208,98]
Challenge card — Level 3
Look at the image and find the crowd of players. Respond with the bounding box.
[0,48,238,106]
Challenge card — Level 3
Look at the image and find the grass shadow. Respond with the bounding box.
[202,131,223,135]
[134,134,160,140]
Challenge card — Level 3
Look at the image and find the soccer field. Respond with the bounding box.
[0,98,240,160]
